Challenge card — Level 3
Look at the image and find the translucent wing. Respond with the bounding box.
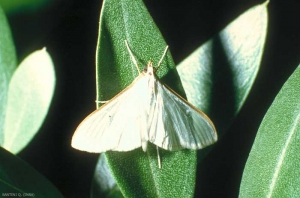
[148,79,217,151]
[72,75,148,153]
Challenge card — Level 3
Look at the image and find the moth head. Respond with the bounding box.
[143,61,157,75]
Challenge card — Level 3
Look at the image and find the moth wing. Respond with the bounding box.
[72,76,148,153]
[149,81,217,150]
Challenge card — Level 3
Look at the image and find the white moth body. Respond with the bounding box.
[71,41,218,167]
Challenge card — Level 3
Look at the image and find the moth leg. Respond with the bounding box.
[95,100,108,104]
[156,146,162,169]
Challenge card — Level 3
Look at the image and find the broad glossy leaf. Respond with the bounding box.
[0,0,50,14]
[0,4,17,145]
[93,0,197,197]
[0,146,64,197]
[239,64,300,197]
[91,155,122,198]
[3,48,55,154]
[177,2,268,160]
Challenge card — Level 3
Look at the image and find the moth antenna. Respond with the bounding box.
[156,146,162,169]
[157,45,169,69]
[125,40,141,74]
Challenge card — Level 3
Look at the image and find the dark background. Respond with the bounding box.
[3,0,300,197]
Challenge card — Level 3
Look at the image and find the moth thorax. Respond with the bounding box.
[143,61,157,75]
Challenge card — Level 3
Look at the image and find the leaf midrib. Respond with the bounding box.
[267,111,300,197]
[4,92,29,150]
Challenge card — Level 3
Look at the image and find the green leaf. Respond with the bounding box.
[3,48,55,154]
[0,0,50,15]
[91,155,123,198]
[0,146,64,197]
[239,64,300,197]
[0,4,17,145]
[93,0,196,197]
[177,2,268,161]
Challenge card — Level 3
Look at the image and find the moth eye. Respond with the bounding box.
[143,67,148,73]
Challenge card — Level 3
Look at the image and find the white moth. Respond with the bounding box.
[72,40,217,168]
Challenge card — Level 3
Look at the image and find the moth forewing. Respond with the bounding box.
[71,74,146,153]
[147,75,217,151]
[162,81,217,138]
